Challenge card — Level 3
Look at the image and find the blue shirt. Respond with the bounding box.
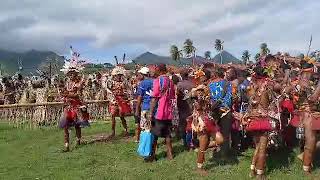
[137,79,154,111]
[209,79,232,108]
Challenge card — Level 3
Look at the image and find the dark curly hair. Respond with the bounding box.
[215,67,225,78]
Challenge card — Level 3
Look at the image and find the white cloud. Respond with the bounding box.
[0,0,319,58]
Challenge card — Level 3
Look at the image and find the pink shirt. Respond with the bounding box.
[152,75,175,120]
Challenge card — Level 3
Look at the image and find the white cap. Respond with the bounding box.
[138,67,150,75]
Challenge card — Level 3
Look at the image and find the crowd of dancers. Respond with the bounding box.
[1,53,319,179]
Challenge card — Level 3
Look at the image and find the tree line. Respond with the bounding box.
[170,39,319,65]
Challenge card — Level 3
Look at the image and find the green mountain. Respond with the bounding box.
[212,50,241,64]
[132,51,240,65]
[132,52,181,65]
[0,49,65,75]
[0,49,241,76]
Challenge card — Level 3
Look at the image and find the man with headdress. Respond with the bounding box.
[242,65,280,179]
[58,51,90,152]
[187,84,224,175]
[107,66,131,138]
[288,58,320,174]
[208,67,233,158]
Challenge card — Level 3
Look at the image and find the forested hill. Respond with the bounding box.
[0,49,64,75]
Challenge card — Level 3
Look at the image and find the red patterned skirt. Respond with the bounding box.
[186,116,220,135]
[109,96,132,117]
[59,107,90,128]
[245,117,275,132]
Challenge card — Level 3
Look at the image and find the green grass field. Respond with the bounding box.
[0,119,319,180]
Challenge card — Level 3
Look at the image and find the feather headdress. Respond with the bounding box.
[60,46,86,74]
[111,66,126,76]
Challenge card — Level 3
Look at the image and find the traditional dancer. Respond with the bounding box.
[289,59,320,174]
[59,48,90,152]
[243,66,275,180]
[107,66,131,138]
[208,67,233,158]
[189,85,223,175]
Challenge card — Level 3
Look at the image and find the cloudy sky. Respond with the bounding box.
[0,0,319,63]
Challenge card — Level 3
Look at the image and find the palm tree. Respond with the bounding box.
[254,53,261,61]
[241,50,250,65]
[215,39,224,64]
[183,39,196,65]
[170,45,183,62]
[204,51,211,60]
[183,39,195,57]
[260,43,270,56]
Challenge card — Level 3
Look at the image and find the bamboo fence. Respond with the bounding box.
[0,100,110,128]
